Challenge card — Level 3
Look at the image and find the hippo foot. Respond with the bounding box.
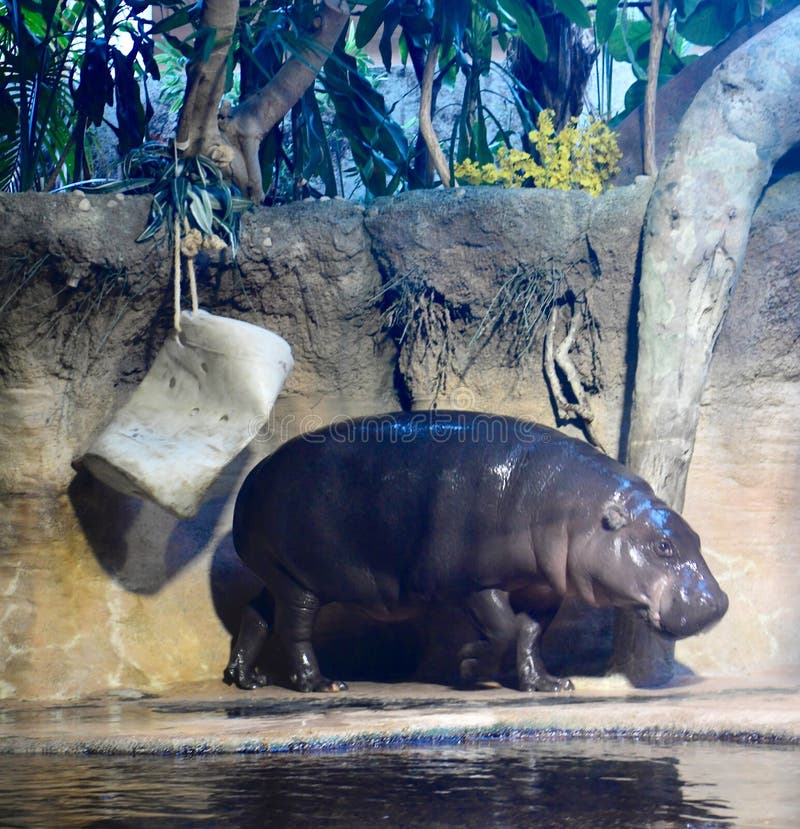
[290,674,349,693]
[223,655,270,691]
[519,673,574,693]
[458,640,500,685]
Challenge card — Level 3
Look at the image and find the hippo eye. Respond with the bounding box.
[656,540,674,558]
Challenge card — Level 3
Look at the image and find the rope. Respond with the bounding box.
[184,217,199,313]
[173,212,182,332]
[173,215,201,333]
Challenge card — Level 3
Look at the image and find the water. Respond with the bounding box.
[0,739,798,828]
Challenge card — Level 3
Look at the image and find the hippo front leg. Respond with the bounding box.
[460,589,573,693]
[514,613,574,693]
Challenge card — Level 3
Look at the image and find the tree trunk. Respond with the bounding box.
[176,0,350,202]
[614,8,800,686]
[508,0,596,131]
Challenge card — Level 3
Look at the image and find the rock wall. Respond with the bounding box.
[0,175,797,699]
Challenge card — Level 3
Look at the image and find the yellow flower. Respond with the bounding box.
[454,109,621,194]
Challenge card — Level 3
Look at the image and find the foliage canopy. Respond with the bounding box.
[0,0,784,199]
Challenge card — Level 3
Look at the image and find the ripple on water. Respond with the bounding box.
[0,738,798,828]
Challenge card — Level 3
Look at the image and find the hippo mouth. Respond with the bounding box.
[640,605,663,630]
[635,605,675,637]
[631,577,670,632]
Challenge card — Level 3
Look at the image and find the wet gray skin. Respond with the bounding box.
[227,411,728,693]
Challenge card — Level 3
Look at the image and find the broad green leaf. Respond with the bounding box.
[300,89,336,196]
[378,6,402,71]
[622,78,647,115]
[355,0,390,49]
[676,0,743,47]
[258,129,279,199]
[498,0,547,61]
[553,0,591,28]
[111,48,146,156]
[595,0,619,44]
[674,0,703,17]
[195,26,219,64]
[608,19,650,64]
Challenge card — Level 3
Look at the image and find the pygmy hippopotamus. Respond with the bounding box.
[226,411,728,693]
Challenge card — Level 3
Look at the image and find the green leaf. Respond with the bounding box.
[472,107,493,165]
[398,31,409,66]
[436,0,470,46]
[0,87,18,135]
[188,187,214,236]
[195,26,219,64]
[553,0,591,28]
[497,0,548,61]
[378,5,402,72]
[355,0,390,49]
[70,177,155,193]
[608,19,650,65]
[595,0,619,44]
[622,78,647,114]
[230,196,253,213]
[163,31,195,60]
[111,48,147,156]
[674,1,703,17]
[300,89,336,196]
[676,0,742,47]
[321,46,409,198]
[150,8,193,35]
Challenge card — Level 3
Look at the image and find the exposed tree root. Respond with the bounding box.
[377,270,462,404]
[544,297,605,453]
[471,262,564,363]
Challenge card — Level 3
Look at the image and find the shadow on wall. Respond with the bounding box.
[210,530,263,637]
[68,453,251,596]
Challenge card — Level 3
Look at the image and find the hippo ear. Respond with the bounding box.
[602,502,630,530]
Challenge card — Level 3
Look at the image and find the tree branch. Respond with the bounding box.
[644,0,672,176]
[176,0,350,202]
[419,41,451,188]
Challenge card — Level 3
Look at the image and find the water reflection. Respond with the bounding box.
[0,739,796,828]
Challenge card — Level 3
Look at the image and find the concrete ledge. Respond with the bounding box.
[2,673,798,755]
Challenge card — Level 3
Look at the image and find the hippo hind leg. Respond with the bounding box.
[224,593,272,690]
[460,588,573,693]
[271,572,347,693]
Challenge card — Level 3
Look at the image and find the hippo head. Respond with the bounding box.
[573,493,728,638]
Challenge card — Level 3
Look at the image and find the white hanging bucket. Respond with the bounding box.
[80,309,293,518]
